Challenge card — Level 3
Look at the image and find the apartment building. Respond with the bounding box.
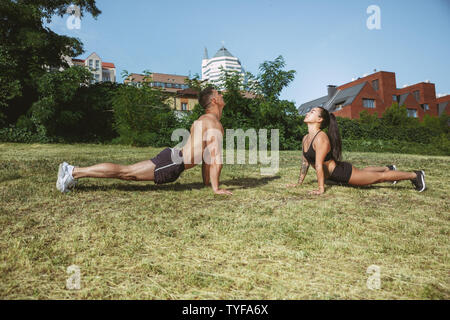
[298,71,449,120]
[124,73,189,93]
[68,52,116,83]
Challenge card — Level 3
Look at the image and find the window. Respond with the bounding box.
[89,59,93,69]
[413,90,420,101]
[363,98,375,108]
[94,74,100,83]
[421,104,429,111]
[95,60,100,70]
[167,83,172,88]
[407,108,418,118]
[372,79,379,91]
[181,103,188,111]
[334,102,344,111]
[392,95,398,102]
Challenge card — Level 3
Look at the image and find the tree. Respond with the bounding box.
[112,71,180,147]
[382,102,417,127]
[0,0,101,124]
[256,55,296,100]
[29,66,93,139]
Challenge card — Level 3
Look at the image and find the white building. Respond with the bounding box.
[201,46,245,88]
[67,52,116,83]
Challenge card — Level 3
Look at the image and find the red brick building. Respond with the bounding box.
[298,71,449,120]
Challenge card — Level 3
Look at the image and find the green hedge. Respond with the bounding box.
[342,137,449,156]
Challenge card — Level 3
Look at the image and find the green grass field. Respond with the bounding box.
[0,143,449,299]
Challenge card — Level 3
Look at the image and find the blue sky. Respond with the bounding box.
[46,0,450,105]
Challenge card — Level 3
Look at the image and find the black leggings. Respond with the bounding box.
[329,161,353,184]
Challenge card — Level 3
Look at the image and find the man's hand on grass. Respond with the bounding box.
[308,189,324,195]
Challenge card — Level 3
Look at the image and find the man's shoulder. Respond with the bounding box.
[195,114,222,127]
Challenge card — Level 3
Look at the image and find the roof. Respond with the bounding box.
[398,93,409,106]
[125,73,188,84]
[436,94,450,103]
[102,62,115,68]
[151,72,188,84]
[177,88,199,96]
[213,46,234,58]
[71,58,115,69]
[438,102,448,116]
[126,73,148,82]
[298,82,366,115]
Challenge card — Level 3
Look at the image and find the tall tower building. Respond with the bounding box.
[201,46,245,88]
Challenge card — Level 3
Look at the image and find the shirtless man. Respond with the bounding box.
[56,87,232,195]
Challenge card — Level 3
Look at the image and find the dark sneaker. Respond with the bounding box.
[387,165,398,185]
[411,170,426,192]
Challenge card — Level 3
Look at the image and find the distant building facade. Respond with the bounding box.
[168,88,199,112]
[298,71,449,120]
[67,52,116,83]
[124,72,199,113]
[201,46,245,88]
[124,72,189,93]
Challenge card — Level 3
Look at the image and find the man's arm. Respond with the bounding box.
[202,161,210,186]
[204,127,232,195]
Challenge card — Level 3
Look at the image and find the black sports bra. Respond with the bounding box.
[302,130,333,164]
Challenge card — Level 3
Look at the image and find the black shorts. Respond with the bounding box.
[329,161,353,184]
[150,148,185,184]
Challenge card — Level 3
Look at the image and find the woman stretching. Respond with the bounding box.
[287,107,426,195]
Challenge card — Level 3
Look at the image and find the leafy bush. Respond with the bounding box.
[0,125,52,143]
[20,66,119,143]
[112,72,180,147]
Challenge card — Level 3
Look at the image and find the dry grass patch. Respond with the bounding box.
[0,143,449,299]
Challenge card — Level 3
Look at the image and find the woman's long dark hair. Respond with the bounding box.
[317,107,342,161]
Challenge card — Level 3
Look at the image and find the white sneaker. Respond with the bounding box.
[56,162,77,193]
[56,162,68,192]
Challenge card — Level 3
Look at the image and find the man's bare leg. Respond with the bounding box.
[72,160,156,181]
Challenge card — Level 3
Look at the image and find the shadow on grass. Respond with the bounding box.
[0,173,22,183]
[74,176,281,193]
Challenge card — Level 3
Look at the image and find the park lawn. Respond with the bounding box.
[0,143,448,300]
